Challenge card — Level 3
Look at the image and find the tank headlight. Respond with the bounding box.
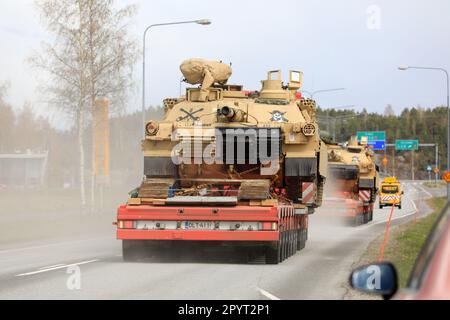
[302,123,316,137]
[352,156,359,163]
[146,121,159,136]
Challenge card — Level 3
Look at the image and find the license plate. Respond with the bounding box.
[183,221,214,230]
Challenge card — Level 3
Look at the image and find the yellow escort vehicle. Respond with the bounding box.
[379,177,403,209]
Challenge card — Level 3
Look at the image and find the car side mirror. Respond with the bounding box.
[350,262,398,300]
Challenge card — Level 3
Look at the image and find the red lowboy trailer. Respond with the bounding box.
[116,201,309,264]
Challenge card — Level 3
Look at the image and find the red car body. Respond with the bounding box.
[395,203,450,300]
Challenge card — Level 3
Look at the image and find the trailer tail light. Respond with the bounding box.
[118,221,135,229]
[262,222,278,231]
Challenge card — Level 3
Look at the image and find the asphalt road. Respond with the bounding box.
[0,181,445,300]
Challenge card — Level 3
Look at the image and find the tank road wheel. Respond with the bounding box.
[315,177,325,208]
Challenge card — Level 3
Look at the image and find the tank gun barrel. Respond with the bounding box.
[217,106,246,122]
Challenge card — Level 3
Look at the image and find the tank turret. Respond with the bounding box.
[141,59,328,212]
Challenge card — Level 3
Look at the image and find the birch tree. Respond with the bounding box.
[30,0,138,209]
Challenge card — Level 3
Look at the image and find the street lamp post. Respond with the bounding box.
[300,88,346,134]
[301,88,346,100]
[398,65,450,201]
[142,19,211,136]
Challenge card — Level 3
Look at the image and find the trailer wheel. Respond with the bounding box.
[354,214,363,226]
[122,240,144,262]
[298,229,306,251]
[379,204,383,209]
[278,236,283,263]
[363,211,370,224]
[284,232,289,261]
[288,230,294,257]
[293,230,298,252]
[265,242,280,265]
[398,204,402,209]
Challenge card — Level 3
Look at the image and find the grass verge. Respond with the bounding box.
[359,197,446,287]
[423,181,446,189]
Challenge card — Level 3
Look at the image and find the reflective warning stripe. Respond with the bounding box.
[380,195,399,202]
[359,190,371,203]
[302,183,316,205]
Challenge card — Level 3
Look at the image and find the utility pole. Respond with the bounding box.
[436,143,439,183]
[392,147,396,177]
[398,65,449,200]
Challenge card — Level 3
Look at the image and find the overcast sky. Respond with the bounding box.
[1,0,450,126]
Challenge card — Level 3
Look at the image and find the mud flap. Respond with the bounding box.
[144,157,177,177]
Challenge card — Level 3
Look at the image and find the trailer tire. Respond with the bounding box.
[266,243,280,265]
[289,230,294,257]
[363,211,369,224]
[293,229,298,252]
[298,229,306,251]
[283,232,288,261]
[122,240,144,262]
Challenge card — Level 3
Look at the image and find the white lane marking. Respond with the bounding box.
[257,287,281,300]
[409,198,418,212]
[417,184,433,198]
[372,210,417,226]
[362,193,419,228]
[0,236,111,255]
[16,259,99,277]
[38,264,65,270]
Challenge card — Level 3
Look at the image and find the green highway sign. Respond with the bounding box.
[357,131,386,142]
[395,140,419,151]
[357,131,386,150]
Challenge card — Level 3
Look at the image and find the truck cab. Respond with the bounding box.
[379,177,403,209]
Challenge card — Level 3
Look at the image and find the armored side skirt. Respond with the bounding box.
[328,164,359,180]
[359,178,374,189]
[144,157,177,177]
[285,158,317,177]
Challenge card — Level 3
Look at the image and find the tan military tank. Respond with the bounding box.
[117,59,328,264]
[321,137,380,225]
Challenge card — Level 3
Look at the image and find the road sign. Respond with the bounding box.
[357,131,386,142]
[427,165,432,172]
[357,131,386,151]
[395,140,419,151]
[367,141,386,150]
[443,171,450,183]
